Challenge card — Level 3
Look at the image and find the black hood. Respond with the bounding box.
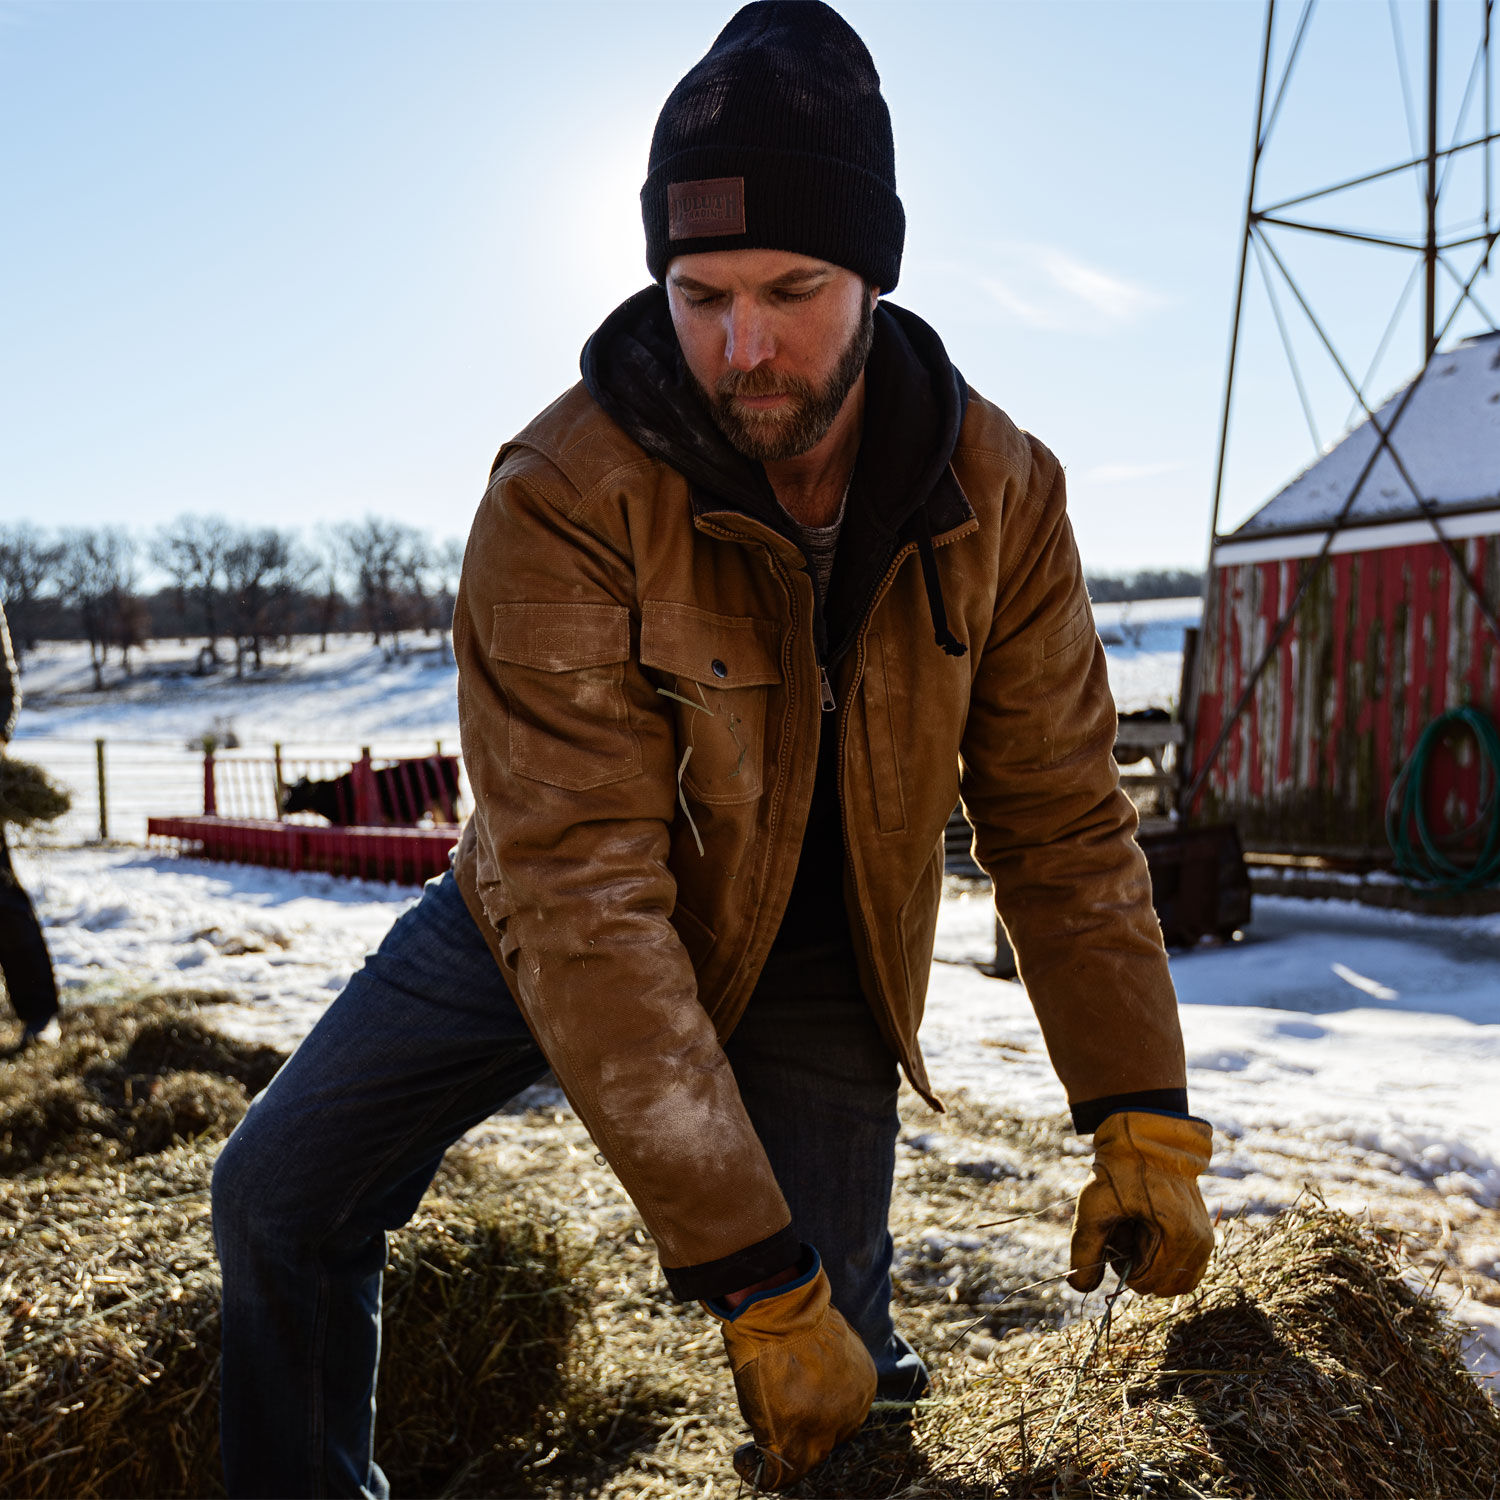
[580,286,971,664]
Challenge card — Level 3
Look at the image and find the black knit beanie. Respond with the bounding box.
[642,1,905,291]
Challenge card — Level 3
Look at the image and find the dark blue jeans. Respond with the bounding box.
[212,869,924,1498]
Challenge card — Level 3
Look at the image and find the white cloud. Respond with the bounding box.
[922,243,1168,333]
[973,274,1057,329]
[1083,460,1186,483]
[1039,250,1167,325]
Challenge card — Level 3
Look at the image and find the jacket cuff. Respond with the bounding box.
[703,1244,819,1320]
[660,1223,801,1302]
[1070,1088,1190,1135]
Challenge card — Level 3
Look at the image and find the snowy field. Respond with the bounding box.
[11,632,465,747]
[1089,595,1198,712]
[7,608,1500,1384]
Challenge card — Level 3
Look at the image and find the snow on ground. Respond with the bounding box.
[1091,596,1198,712]
[927,885,1500,1208]
[14,845,414,1047]
[13,634,464,747]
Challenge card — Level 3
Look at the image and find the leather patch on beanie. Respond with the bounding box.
[667,178,746,240]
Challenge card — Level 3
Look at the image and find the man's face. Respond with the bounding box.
[665,249,877,463]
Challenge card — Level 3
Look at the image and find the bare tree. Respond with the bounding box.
[0,524,62,658]
[10,516,464,665]
[223,526,305,677]
[396,531,436,640]
[56,528,139,688]
[431,536,464,664]
[306,525,346,652]
[338,517,420,655]
[153,514,232,669]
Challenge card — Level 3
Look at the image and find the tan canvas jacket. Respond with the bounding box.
[451,381,1186,1282]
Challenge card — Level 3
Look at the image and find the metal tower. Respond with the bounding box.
[1187,0,1500,814]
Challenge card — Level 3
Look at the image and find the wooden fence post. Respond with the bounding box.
[203,749,217,816]
[95,738,108,841]
[353,747,375,826]
[273,742,285,820]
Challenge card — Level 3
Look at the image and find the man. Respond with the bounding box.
[0,597,62,1049]
[213,3,1213,1493]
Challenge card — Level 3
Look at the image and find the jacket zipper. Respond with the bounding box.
[833,540,945,1105]
[691,508,972,1102]
[694,524,819,1035]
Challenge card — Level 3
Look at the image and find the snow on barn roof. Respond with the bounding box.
[1233,331,1500,538]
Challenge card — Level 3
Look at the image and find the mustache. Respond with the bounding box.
[714,368,812,402]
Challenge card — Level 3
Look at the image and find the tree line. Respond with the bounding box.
[0,517,464,688]
[1084,568,1203,603]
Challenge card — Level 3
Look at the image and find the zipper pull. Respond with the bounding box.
[819,667,836,712]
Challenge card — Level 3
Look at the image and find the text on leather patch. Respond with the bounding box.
[668,178,746,239]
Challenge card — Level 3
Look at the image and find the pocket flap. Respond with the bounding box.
[639,602,782,687]
[489,603,630,671]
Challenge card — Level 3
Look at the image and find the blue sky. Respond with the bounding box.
[3,0,1497,572]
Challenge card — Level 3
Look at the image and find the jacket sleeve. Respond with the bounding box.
[957,437,1188,1122]
[453,452,797,1297]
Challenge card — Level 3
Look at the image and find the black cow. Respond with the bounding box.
[282,755,461,827]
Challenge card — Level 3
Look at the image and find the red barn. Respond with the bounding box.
[1186,332,1500,860]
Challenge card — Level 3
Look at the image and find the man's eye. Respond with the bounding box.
[776,287,818,304]
[686,292,724,308]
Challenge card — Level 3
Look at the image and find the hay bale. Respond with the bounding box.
[0,1148,222,1500]
[119,1013,285,1095]
[379,1196,591,1495]
[928,1205,1500,1498]
[0,996,287,1172]
[0,756,70,829]
[0,1146,588,1499]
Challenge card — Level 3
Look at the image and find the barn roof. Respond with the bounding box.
[1232,330,1500,538]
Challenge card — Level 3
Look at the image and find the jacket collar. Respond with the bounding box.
[581,286,973,664]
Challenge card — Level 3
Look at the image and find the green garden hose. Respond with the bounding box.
[1385,706,1500,893]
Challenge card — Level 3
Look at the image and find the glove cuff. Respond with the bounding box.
[702,1244,819,1324]
[1094,1110,1212,1174]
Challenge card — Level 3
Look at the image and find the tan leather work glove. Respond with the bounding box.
[704,1251,876,1491]
[1068,1111,1214,1297]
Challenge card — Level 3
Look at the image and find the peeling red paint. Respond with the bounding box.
[1189,535,1500,857]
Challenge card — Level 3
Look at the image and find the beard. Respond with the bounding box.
[690,296,876,463]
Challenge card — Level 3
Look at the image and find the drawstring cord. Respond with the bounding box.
[915,508,967,658]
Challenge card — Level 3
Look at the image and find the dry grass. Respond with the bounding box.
[0,993,285,1171]
[921,1204,1500,1498]
[0,1146,589,1499]
[3,996,1498,1498]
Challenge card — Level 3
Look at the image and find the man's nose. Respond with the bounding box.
[723,300,774,371]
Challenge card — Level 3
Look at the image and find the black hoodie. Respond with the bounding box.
[581,288,970,993]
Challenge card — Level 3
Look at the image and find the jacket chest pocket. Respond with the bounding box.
[640,601,782,806]
[489,602,641,792]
